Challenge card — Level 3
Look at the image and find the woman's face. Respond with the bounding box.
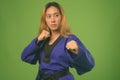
[45,6,62,32]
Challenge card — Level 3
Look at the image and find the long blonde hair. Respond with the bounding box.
[38,2,72,37]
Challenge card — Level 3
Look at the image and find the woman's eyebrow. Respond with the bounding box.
[46,12,60,15]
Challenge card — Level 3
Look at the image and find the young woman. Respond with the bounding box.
[21,2,95,80]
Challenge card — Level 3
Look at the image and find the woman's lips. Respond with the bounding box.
[51,24,57,27]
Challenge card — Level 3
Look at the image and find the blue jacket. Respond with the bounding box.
[21,34,95,80]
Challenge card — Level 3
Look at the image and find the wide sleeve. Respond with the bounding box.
[66,35,95,75]
[21,37,44,64]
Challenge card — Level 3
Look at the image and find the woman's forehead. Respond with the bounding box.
[46,6,60,15]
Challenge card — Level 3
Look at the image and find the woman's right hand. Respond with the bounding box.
[37,30,50,43]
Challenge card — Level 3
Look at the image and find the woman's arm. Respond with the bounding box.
[21,38,44,64]
[67,35,95,75]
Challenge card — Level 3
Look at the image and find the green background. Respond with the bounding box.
[0,0,120,80]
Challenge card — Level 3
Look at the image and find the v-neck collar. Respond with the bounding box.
[47,35,62,46]
[43,35,63,63]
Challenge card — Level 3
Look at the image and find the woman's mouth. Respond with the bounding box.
[51,24,57,27]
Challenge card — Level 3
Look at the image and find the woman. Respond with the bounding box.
[21,2,95,80]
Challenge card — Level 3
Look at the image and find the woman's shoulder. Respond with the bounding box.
[65,34,79,42]
[68,34,78,39]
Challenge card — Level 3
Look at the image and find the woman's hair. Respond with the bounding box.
[38,2,72,37]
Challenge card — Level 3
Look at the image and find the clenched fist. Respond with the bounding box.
[66,40,79,54]
[37,30,50,43]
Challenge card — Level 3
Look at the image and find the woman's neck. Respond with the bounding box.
[51,31,60,38]
[48,31,60,45]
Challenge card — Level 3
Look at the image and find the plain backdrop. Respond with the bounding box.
[0,0,120,80]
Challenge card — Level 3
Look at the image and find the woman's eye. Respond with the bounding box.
[55,14,59,17]
[47,15,51,18]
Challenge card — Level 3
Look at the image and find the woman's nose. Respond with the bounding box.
[51,16,55,23]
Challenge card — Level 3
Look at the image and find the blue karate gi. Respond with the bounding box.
[21,34,95,80]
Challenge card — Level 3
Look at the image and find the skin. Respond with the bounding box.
[45,6,61,32]
[37,6,78,54]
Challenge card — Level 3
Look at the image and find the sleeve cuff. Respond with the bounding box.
[68,47,84,60]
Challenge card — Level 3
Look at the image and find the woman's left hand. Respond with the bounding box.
[66,40,79,55]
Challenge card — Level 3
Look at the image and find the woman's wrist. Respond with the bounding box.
[36,38,43,44]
